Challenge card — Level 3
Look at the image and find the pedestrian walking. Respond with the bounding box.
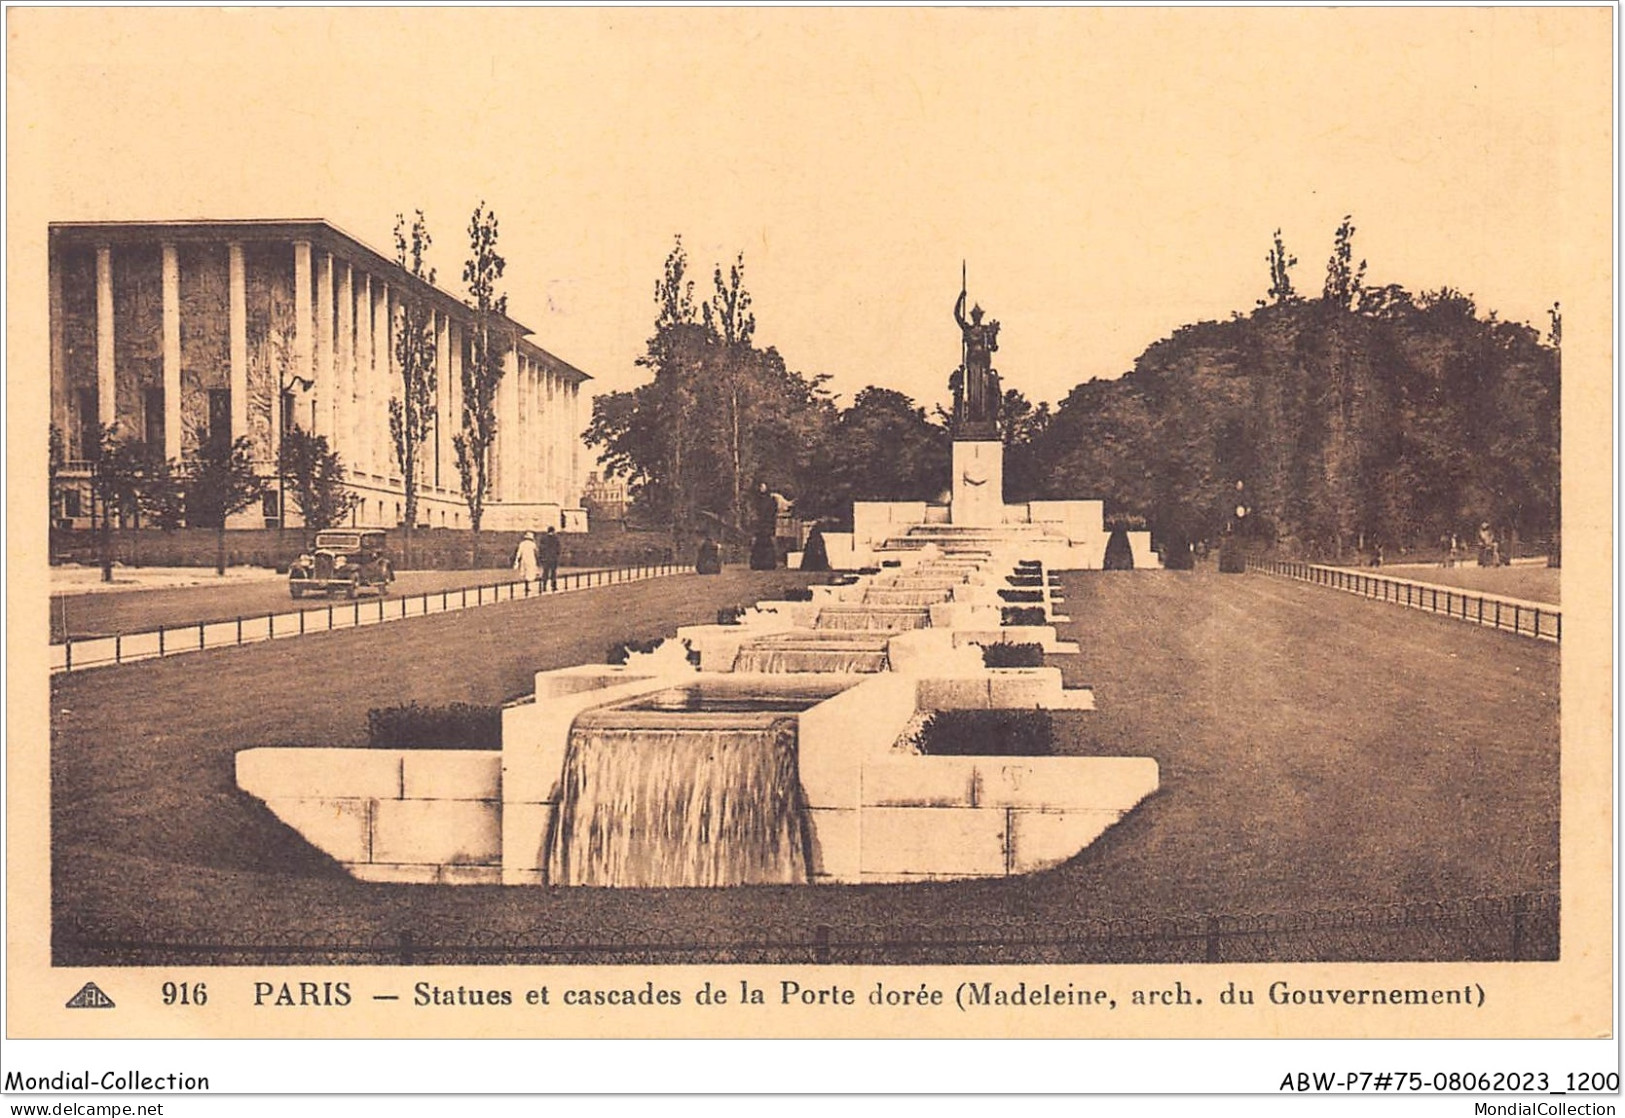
[538,526,561,591]
[513,531,538,584]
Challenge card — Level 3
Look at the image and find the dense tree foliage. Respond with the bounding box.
[799,387,950,520]
[589,238,841,543]
[1031,288,1559,555]
[590,221,1558,558]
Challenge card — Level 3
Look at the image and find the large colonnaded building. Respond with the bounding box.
[49,219,591,531]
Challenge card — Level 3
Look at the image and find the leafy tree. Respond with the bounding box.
[1000,388,1051,503]
[84,422,154,582]
[587,237,702,542]
[1322,214,1367,310]
[48,423,67,528]
[281,427,359,533]
[453,201,507,566]
[588,237,835,548]
[184,426,267,575]
[704,253,759,531]
[137,455,186,532]
[1262,228,1298,306]
[800,387,948,522]
[1036,261,1559,559]
[390,210,438,565]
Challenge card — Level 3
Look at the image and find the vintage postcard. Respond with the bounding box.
[4,5,1614,1100]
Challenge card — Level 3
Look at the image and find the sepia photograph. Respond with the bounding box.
[4,3,1614,1099]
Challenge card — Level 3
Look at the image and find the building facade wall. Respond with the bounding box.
[49,221,590,534]
[177,243,231,458]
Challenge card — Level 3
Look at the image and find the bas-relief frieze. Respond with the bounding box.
[112,246,163,426]
[245,243,294,461]
[178,243,230,454]
[58,246,98,396]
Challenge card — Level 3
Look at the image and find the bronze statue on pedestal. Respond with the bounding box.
[951,263,1002,439]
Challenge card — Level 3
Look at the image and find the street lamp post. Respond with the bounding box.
[274,371,313,540]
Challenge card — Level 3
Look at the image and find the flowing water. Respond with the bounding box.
[546,716,812,887]
[733,640,889,673]
[814,605,932,631]
[862,586,954,606]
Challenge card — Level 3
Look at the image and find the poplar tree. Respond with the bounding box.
[453,202,508,566]
[391,210,437,566]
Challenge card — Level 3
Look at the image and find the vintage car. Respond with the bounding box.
[289,529,394,599]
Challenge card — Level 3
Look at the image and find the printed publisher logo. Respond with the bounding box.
[65,981,115,1009]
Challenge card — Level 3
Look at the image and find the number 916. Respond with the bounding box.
[161,981,206,1006]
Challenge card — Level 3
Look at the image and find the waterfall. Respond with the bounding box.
[863,587,953,606]
[815,606,931,631]
[546,717,811,887]
[733,645,889,673]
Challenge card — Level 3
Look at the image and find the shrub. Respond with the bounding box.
[366,702,502,751]
[715,605,747,626]
[1001,606,1046,626]
[607,637,664,664]
[800,527,830,572]
[999,589,1045,602]
[912,710,1054,756]
[980,642,1045,668]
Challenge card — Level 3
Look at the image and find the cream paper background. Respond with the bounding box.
[4,6,1612,1053]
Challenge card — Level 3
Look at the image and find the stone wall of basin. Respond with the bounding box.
[235,747,503,884]
[847,754,1158,882]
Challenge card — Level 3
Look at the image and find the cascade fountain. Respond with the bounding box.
[234,279,1160,887]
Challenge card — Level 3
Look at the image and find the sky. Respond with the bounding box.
[8,7,1609,414]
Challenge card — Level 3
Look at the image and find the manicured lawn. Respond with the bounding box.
[1377,563,1560,605]
[50,568,1558,965]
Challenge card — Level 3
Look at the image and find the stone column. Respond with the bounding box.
[354,272,371,475]
[314,251,334,441]
[335,262,353,468]
[544,368,556,504]
[570,381,581,505]
[447,320,463,499]
[95,245,116,428]
[228,242,248,445]
[524,358,537,501]
[292,241,313,432]
[49,246,67,442]
[512,353,524,501]
[160,243,182,460]
[373,282,389,477]
[435,312,450,492]
[498,339,519,503]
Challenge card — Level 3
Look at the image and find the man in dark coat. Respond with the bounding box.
[750,482,780,570]
[537,526,561,591]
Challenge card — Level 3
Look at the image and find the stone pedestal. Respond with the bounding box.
[951,440,1004,526]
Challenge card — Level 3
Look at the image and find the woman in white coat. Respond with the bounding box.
[513,531,539,583]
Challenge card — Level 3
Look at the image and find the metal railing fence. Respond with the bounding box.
[56,891,1556,967]
[53,561,687,674]
[1250,559,1560,643]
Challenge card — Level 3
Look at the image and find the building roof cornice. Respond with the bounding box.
[48,218,591,382]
